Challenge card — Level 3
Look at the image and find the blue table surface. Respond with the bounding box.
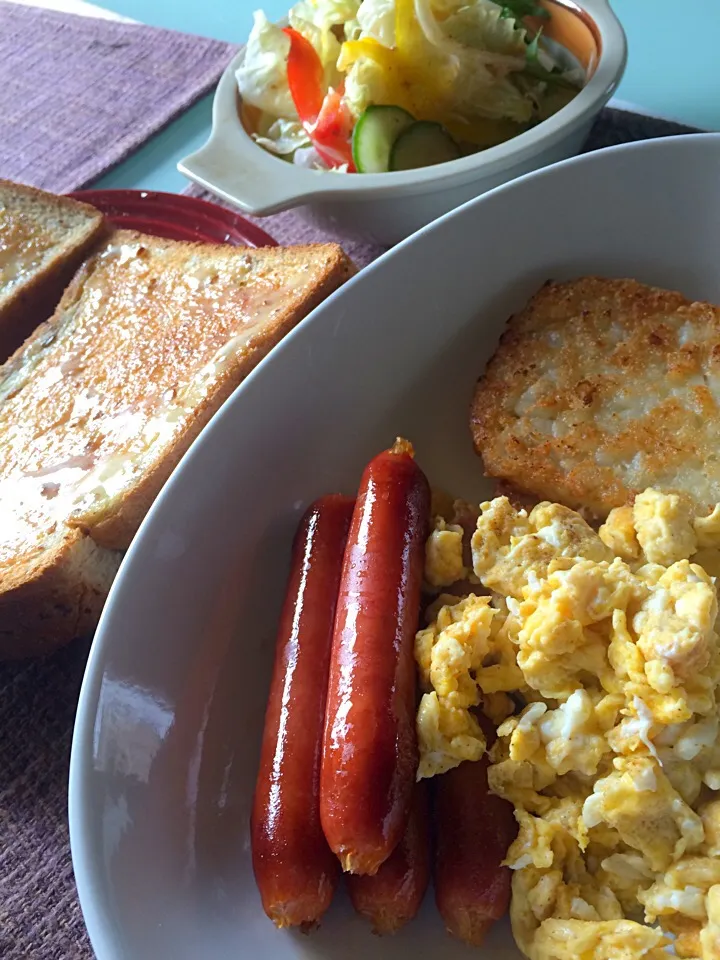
[96,0,720,193]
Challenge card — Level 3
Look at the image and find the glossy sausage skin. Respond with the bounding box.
[346,782,431,934]
[251,494,354,928]
[434,718,517,946]
[321,439,430,875]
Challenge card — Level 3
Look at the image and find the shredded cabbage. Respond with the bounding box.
[441,1,527,58]
[356,0,397,45]
[340,0,533,126]
[341,0,396,115]
[290,0,361,28]
[240,0,582,154]
[292,145,328,167]
[253,116,311,154]
[343,57,388,117]
[430,0,535,124]
[236,11,297,118]
[289,5,344,91]
[414,0,527,74]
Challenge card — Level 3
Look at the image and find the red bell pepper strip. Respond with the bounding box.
[283,26,356,171]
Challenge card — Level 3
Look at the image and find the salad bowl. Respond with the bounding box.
[179,0,626,245]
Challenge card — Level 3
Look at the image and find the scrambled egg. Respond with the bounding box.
[424,516,468,588]
[416,488,720,960]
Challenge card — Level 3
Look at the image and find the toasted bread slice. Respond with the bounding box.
[0,180,106,361]
[0,526,121,659]
[471,277,720,518]
[0,230,354,656]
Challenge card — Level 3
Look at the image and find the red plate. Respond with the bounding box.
[67,189,277,248]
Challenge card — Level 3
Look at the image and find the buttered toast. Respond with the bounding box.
[0,180,106,361]
[0,230,354,657]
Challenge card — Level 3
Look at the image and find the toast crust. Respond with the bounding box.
[0,180,107,361]
[0,526,120,659]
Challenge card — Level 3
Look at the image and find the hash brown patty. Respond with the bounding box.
[470,277,720,518]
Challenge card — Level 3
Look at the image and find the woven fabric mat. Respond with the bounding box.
[185,107,702,268]
[0,640,92,958]
[0,0,238,192]
[0,106,702,960]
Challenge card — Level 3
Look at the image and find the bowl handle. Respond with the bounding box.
[179,49,341,215]
[177,140,320,216]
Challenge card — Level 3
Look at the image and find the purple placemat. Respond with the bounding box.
[0,1,238,193]
[0,106,703,960]
[184,106,702,269]
[0,639,91,958]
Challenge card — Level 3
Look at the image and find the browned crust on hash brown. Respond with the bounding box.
[470,277,720,518]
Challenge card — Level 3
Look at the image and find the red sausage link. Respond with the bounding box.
[251,494,354,928]
[434,717,517,945]
[346,782,431,934]
[321,438,431,875]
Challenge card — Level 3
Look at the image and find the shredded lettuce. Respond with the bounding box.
[441,1,527,58]
[414,0,533,123]
[341,0,532,125]
[341,0,398,115]
[523,27,579,89]
[289,2,345,90]
[343,57,388,116]
[414,0,526,70]
[355,0,397,45]
[240,0,582,152]
[236,11,297,118]
[289,0,361,27]
[292,144,328,167]
[253,116,311,154]
[448,70,535,124]
[341,0,581,126]
[291,144,348,172]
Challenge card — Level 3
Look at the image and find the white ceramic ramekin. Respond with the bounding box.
[179,0,626,245]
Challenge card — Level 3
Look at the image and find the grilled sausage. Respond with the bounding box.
[346,781,430,934]
[433,718,516,945]
[321,438,430,875]
[251,494,354,928]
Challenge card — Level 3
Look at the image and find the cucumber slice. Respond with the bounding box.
[352,105,416,174]
[389,121,461,172]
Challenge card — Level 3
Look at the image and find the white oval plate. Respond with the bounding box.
[71,132,720,960]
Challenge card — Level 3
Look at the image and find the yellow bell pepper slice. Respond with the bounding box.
[338,0,524,148]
